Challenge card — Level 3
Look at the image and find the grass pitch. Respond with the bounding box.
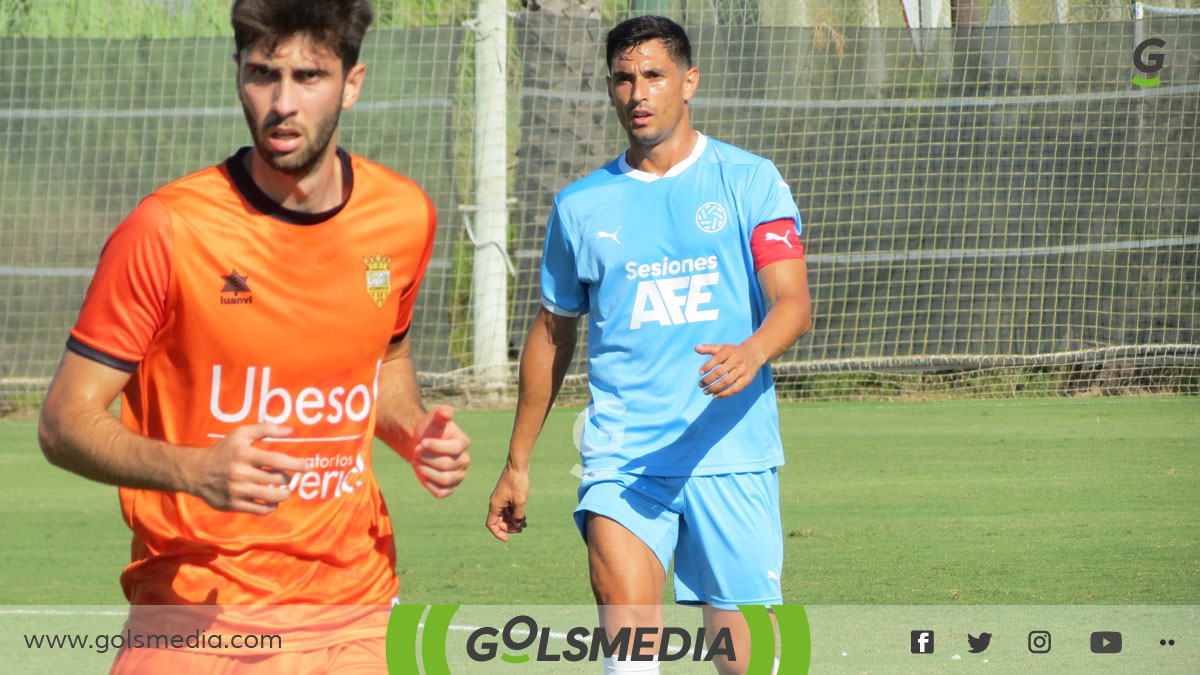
[1,396,1196,607]
[2,397,1198,673]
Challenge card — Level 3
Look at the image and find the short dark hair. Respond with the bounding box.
[605,15,692,72]
[231,0,374,72]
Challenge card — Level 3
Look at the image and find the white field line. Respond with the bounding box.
[0,609,590,642]
[0,609,126,617]
[421,621,589,643]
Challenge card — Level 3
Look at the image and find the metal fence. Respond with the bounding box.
[1,8,1197,401]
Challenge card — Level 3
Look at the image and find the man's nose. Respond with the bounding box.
[629,76,649,102]
[270,77,299,119]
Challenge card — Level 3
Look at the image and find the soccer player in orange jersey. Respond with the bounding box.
[36,1,470,672]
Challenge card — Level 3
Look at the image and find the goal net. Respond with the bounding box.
[1,2,1197,403]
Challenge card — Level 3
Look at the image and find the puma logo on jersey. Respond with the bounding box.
[764,232,793,248]
[630,272,720,329]
[596,226,621,245]
[767,570,781,581]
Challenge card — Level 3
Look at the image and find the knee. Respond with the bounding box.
[590,569,651,607]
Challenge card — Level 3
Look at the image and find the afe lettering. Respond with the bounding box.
[630,273,720,329]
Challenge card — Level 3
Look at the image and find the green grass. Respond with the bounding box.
[2,398,1198,672]
[783,398,1199,605]
[1,397,1197,607]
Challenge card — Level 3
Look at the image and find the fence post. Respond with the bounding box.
[472,0,509,385]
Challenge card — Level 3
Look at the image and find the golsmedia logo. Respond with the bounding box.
[1132,37,1165,87]
[465,616,731,664]
[386,604,810,673]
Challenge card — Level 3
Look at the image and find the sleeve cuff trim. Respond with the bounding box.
[66,336,139,373]
[541,299,581,317]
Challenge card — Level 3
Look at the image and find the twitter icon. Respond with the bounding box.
[968,633,993,654]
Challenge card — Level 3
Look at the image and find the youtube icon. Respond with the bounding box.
[1090,632,1122,654]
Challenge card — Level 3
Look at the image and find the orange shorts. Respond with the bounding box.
[109,636,386,674]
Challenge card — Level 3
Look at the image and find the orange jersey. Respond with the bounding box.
[69,148,434,636]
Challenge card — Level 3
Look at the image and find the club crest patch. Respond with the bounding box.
[364,254,392,308]
[695,202,727,233]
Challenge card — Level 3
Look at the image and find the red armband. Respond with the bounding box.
[750,218,805,272]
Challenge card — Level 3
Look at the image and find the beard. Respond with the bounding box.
[243,100,342,178]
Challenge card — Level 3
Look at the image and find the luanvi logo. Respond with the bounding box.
[1132,37,1165,87]
[386,605,810,673]
[220,268,253,305]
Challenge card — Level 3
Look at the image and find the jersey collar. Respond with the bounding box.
[616,132,707,183]
[225,146,354,225]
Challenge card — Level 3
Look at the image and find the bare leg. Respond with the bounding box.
[702,606,779,675]
[587,513,664,670]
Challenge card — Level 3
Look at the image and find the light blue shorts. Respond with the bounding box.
[574,469,784,610]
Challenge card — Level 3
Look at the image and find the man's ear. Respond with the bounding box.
[682,66,700,102]
[232,52,243,102]
[341,61,367,110]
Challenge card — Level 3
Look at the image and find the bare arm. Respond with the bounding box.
[695,257,812,397]
[508,307,580,470]
[486,307,579,541]
[374,334,471,498]
[38,350,305,514]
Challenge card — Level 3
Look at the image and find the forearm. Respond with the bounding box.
[740,293,812,367]
[374,340,429,463]
[39,399,195,493]
[507,311,576,470]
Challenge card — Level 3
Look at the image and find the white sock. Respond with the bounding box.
[602,655,660,674]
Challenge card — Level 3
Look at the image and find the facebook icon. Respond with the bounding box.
[911,630,935,654]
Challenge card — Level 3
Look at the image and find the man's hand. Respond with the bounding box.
[184,423,307,515]
[486,463,530,542]
[694,342,766,398]
[410,406,471,498]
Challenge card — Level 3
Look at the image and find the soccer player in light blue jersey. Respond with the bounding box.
[487,15,812,675]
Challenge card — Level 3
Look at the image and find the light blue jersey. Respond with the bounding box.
[542,133,802,477]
